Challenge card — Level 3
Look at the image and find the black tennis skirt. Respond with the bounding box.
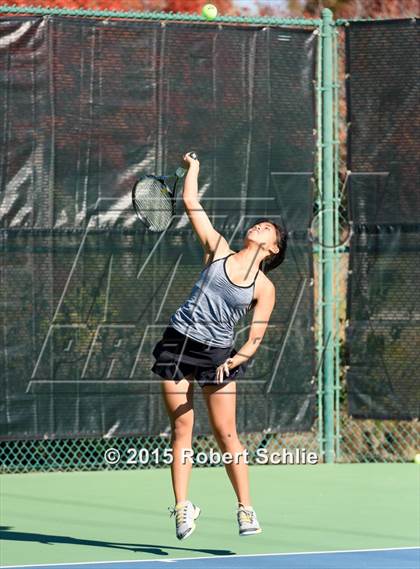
[151,326,250,388]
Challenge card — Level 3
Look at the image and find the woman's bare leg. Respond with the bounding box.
[161,376,194,504]
[202,381,251,506]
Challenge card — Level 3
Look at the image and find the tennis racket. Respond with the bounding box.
[132,151,199,232]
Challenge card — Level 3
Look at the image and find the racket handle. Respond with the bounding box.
[176,151,199,178]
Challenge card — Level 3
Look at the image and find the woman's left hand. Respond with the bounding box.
[215,358,234,384]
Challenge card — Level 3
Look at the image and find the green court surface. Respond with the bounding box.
[1,464,419,567]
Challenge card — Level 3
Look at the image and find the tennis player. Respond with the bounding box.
[151,152,288,540]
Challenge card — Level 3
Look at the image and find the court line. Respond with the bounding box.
[3,546,419,568]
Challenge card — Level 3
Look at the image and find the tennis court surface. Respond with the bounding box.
[2,464,419,569]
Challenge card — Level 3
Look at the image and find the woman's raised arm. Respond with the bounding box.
[182,152,230,257]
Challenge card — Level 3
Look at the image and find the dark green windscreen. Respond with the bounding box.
[0,16,317,439]
[345,19,420,420]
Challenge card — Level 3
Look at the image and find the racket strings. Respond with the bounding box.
[133,177,173,232]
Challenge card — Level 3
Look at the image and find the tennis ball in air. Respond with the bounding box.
[202,4,218,20]
[414,453,420,464]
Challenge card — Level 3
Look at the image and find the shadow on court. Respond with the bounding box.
[0,527,235,558]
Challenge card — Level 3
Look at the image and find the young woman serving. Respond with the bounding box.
[151,152,288,540]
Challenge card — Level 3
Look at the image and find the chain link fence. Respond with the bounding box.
[2,415,418,473]
[0,427,322,473]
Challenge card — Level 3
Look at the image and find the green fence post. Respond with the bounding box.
[315,22,324,461]
[321,8,335,463]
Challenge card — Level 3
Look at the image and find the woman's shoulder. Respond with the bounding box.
[204,247,236,267]
[213,249,237,262]
[255,271,275,295]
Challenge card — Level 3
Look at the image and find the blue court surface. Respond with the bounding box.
[3,548,420,569]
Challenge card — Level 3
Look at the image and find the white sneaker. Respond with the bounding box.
[168,500,201,540]
[237,505,262,536]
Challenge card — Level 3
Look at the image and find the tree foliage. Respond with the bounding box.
[2,0,417,18]
[3,0,238,15]
[285,0,418,19]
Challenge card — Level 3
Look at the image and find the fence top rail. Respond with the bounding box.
[336,16,418,25]
[0,4,321,26]
[0,6,416,29]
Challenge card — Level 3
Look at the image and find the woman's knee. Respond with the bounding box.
[172,412,194,440]
[212,425,240,448]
